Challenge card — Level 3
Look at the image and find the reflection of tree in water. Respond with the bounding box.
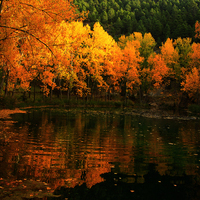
[1,109,200,199]
[54,163,200,200]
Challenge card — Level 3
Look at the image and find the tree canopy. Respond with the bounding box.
[74,0,200,44]
[1,0,200,106]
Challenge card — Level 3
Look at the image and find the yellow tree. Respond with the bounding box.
[181,42,200,102]
[160,38,179,79]
[102,44,122,101]
[80,22,116,99]
[178,22,200,103]
[181,67,200,102]
[120,39,143,101]
[173,37,193,80]
[160,38,185,108]
[118,32,156,64]
[118,32,156,101]
[133,32,156,99]
[0,0,84,96]
[147,54,169,88]
[51,21,90,98]
[188,43,200,69]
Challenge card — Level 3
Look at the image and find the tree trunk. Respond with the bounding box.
[23,91,27,101]
[59,78,62,99]
[108,87,111,101]
[4,69,9,96]
[87,77,90,102]
[0,70,5,93]
[50,78,55,100]
[124,81,127,105]
[34,80,36,102]
[139,85,143,105]
[12,79,18,97]
[67,88,70,100]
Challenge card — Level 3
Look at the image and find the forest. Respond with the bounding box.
[1,0,200,109]
[75,0,200,43]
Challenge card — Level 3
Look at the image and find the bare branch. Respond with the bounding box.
[19,2,63,21]
[0,25,55,56]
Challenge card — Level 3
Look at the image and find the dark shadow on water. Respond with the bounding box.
[51,163,200,200]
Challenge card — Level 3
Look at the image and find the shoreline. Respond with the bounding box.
[0,106,199,121]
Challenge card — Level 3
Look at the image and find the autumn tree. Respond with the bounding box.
[160,38,179,77]
[119,39,143,101]
[181,42,200,103]
[173,37,192,78]
[147,54,169,89]
[79,22,116,99]
[118,32,156,101]
[102,44,122,101]
[51,21,90,99]
[181,67,200,102]
[0,0,84,96]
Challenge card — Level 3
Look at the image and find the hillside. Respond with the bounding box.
[74,0,200,44]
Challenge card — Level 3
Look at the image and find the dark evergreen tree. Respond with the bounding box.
[108,8,115,22]
[114,17,123,35]
[75,0,200,44]
[101,10,108,23]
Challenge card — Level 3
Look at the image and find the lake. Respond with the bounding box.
[0,108,200,199]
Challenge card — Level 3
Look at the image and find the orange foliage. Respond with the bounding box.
[189,43,200,68]
[148,54,169,88]
[0,0,85,94]
[181,67,200,99]
[181,42,200,100]
[0,3,199,100]
[160,38,179,69]
[120,40,143,89]
[195,21,200,39]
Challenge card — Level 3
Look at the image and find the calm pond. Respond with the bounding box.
[1,108,200,199]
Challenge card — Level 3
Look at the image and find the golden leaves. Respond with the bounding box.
[160,38,179,67]
[148,54,169,88]
[181,67,200,99]
[0,0,82,94]
[0,0,200,100]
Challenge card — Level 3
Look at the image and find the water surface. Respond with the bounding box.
[0,108,200,199]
